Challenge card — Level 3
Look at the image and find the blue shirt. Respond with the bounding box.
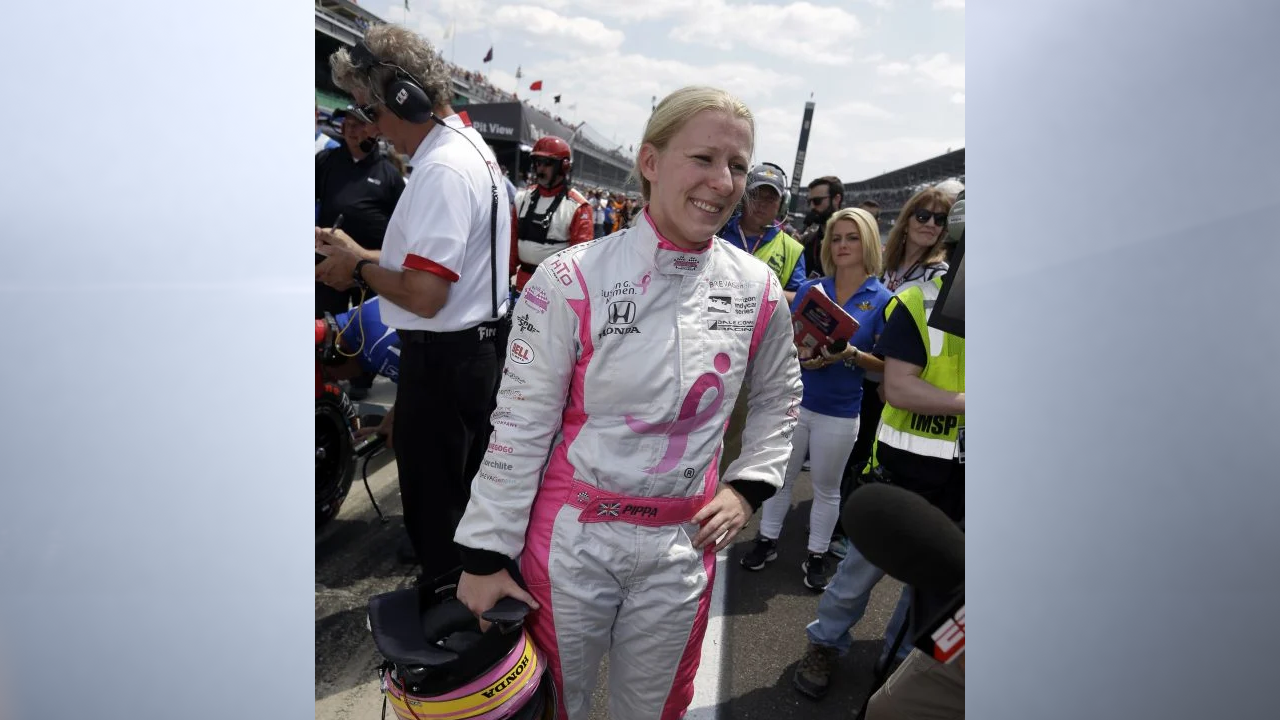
[334,298,401,383]
[789,276,893,418]
[720,214,807,291]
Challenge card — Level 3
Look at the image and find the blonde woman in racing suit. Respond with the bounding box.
[454,87,803,720]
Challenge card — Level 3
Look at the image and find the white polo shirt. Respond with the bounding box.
[379,114,512,332]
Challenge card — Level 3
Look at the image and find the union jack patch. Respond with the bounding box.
[598,502,621,517]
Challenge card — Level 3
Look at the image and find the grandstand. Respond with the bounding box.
[836,148,965,230]
[314,1,636,193]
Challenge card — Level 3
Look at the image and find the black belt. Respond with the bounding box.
[519,262,540,275]
[398,320,503,345]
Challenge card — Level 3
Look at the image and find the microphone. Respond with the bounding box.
[843,483,963,592]
[843,483,965,664]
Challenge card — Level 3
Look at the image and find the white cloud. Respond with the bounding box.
[667,1,864,66]
[584,0,691,22]
[950,92,965,104]
[934,0,965,9]
[828,100,895,120]
[491,6,625,52]
[914,53,965,91]
[877,62,912,77]
[875,53,964,94]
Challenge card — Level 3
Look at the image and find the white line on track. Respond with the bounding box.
[685,549,730,720]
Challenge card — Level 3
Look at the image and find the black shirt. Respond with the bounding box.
[799,224,825,279]
[874,297,929,368]
[873,300,964,520]
[315,145,406,252]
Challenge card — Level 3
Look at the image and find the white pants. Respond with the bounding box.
[759,406,860,554]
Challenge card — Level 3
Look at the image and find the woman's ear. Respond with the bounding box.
[637,143,660,184]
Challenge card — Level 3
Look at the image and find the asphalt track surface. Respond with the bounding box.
[316,379,904,720]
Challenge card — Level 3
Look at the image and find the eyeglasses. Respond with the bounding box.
[912,209,948,227]
[807,196,829,206]
[353,104,379,124]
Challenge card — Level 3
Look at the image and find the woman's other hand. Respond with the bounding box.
[692,485,752,552]
[456,569,540,631]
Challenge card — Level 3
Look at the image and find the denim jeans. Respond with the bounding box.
[805,544,914,664]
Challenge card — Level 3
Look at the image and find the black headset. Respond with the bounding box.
[736,162,791,219]
[350,41,440,124]
[349,40,505,322]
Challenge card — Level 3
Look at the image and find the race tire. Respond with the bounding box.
[316,383,358,528]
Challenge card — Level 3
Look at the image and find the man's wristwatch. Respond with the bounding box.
[844,346,860,368]
[353,259,374,292]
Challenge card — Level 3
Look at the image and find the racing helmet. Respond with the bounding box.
[368,586,555,720]
[530,136,572,176]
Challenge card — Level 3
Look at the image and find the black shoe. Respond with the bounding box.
[793,643,838,699]
[740,536,779,571]
[347,384,370,401]
[803,553,829,591]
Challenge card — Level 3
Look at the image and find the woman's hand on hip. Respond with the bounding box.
[457,569,540,631]
[692,485,752,552]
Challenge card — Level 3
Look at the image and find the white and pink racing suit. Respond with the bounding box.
[454,212,802,720]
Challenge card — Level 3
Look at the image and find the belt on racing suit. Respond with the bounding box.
[564,477,706,526]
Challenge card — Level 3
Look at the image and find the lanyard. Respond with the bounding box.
[737,225,769,256]
[886,262,922,291]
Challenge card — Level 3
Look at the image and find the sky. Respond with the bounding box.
[371,0,964,183]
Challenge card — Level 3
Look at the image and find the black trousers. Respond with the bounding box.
[835,378,886,538]
[391,327,500,587]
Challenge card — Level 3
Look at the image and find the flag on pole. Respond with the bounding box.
[568,103,577,110]
[442,22,453,39]
[530,80,543,91]
[515,65,522,79]
[554,94,561,104]
[483,46,493,63]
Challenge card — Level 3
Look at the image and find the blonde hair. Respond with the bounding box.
[821,208,883,277]
[882,187,954,274]
[631,86,754,203]
[329,24,453,111]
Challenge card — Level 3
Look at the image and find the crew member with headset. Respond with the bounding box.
[315,23,511,594]
[315,105,406,316]
[718,162,806,301]
[792,192,965,702]
[315,105,407,399]
[511,136,594,293]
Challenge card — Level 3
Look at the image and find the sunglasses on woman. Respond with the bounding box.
[912,209,948,227]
